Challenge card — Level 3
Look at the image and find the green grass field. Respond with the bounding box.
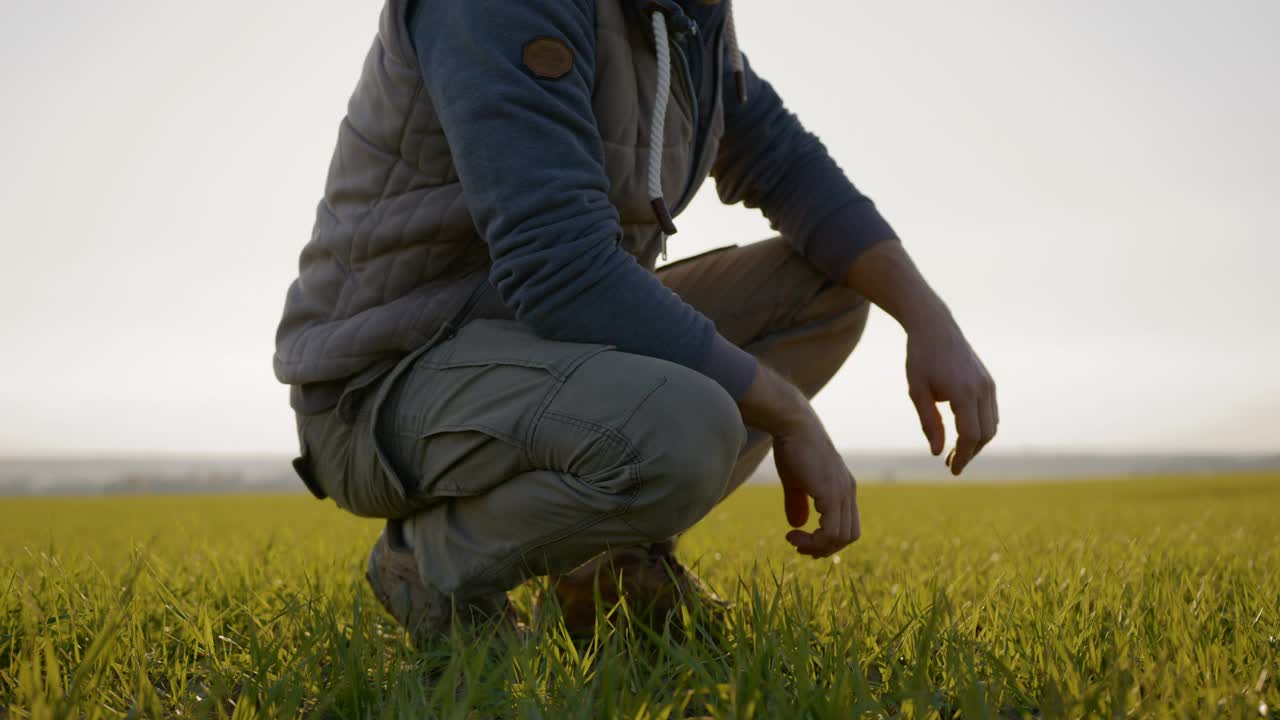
[2,473,1277,719]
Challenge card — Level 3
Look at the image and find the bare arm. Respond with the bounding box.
[739,364,860,558]
[734,237,998,558]
[845,239,999,475]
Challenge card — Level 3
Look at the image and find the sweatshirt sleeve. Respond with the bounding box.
[713,55,898,283]
[407,0,757,400]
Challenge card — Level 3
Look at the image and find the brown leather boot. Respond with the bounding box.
[365,520,517,646]
[540,541,730,636]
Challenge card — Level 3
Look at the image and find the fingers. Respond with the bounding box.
[790,518,848,558]
[948,400,982,476]
[952,376,998,471]
[842,472,859,544]
[842,496,853,547]
[850,490,862,542]
[847,473,862,542]
[787,526,841,558]
[787,474,861,558]
[775,421,862,560]
[977,390,997,455]
[786,528,818,554]
[815,495,841,557]
[910,384,945,456]
[783,485,810,528]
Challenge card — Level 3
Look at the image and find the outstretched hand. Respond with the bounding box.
[774,416,861,557]
[906,324,998,475]
[840,238,999,477]
[739,363,861,558]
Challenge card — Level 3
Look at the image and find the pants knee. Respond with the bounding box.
[770,283,870,399]
[624,367,745,540]
[814,284,871,347]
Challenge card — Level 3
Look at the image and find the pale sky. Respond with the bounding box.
[1,1,1277,457]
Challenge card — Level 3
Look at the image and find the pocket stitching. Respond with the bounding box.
[539,412,637,457]
[409,423,524,447]
[417,358,571,381]
[473,461,644,586]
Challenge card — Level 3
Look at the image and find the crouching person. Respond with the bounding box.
[274,0,997,645]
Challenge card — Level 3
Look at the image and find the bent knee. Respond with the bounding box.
[623,365,745,539]
[811,283,870,340]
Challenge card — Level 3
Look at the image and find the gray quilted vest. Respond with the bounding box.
[273,0,726,406]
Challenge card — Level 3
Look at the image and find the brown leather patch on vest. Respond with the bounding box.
[523,37,573,80]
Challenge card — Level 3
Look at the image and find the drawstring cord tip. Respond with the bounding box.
[650,197,678,236]
[734,70,748,103]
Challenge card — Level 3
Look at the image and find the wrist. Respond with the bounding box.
[897,295,958,337]
[844,239,958,336]
[739,364,813,436]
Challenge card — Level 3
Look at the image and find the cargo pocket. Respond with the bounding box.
[375,320,611,502]
[294,405,404,520]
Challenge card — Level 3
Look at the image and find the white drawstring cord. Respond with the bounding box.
[647,9,677,258]
[647,3,747,259]
[646,10,671,215]
[725,0,747,102]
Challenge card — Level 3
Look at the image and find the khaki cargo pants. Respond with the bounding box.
[297,238,868,602]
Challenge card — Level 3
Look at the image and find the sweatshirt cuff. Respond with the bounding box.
[700,333,758,403]
[803,198,898,284]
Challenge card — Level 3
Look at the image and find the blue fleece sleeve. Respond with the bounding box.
[408,0,757,400]
[713,55,897,283]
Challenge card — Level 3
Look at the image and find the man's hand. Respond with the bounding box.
[906,323,997,475]
[845,239,999,474]
[740,364,861,557]
[774,415,861,557]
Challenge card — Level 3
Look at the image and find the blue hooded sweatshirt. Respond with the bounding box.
[405,0,895,400]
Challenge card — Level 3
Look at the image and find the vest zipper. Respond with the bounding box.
[670,23,732,219]
[668,33,701,217]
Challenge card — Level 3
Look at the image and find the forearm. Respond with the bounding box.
[739,363,808,434]
[845,238,957,335]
